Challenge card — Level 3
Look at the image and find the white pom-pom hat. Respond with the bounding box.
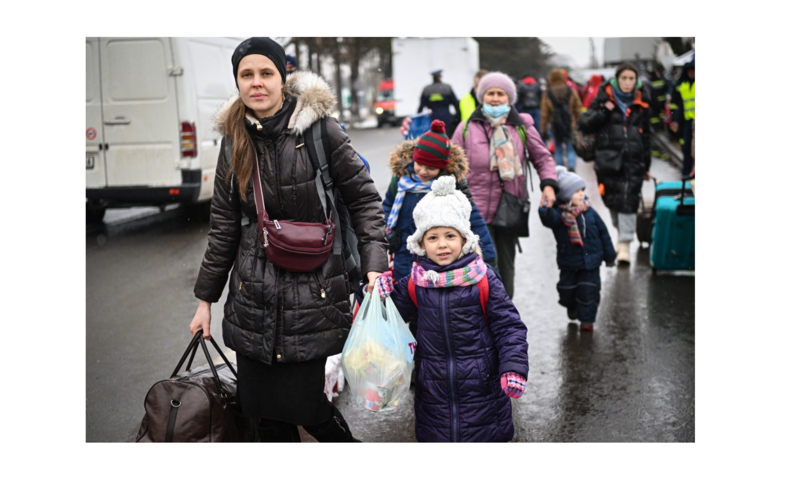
[406,176,479,257]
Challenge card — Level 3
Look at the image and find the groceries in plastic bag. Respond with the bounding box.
[342,291,416,411]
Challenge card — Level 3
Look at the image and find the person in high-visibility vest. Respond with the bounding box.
[451,69,488,135]
[670,58,695,176]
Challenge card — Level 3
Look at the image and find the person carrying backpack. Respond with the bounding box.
[359,176,529,442]
[517,75,543,134]
[190,38,389,442]
[541,68,583,172]
[452,72,558,299]
[382,120,498,282]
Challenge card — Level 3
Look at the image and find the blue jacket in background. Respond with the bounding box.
[384,169,497,280]
[538,203,617,271]
[358,253,528,442]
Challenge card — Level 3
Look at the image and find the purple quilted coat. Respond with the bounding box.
[391,253,529,442]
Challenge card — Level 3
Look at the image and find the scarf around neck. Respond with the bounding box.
[481,109,523,182]
[560,198,591,247]
[611,87,634,117]
[386,172,433,231]
[411,255,487,288]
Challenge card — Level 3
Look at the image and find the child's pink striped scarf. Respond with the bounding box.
[411,256,488,288]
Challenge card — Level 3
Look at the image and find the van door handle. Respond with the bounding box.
[105,117,131,125]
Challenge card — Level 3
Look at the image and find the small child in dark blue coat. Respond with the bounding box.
[539,166,616,331]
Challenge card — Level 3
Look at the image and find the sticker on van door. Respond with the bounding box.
[86,128,97,140]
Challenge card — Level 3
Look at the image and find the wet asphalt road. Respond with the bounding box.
[86,125,693,442]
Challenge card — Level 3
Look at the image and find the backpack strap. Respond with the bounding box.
[303,118,352,265]
[478,275,489,324]
[408,274,489,324]
[408,276,417,308]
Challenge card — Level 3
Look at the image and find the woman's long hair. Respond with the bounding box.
[223,97,256,201]
[223,88,295,201]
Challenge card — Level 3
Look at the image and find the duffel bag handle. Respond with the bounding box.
[170,331,237,401]
[183,334,237,378]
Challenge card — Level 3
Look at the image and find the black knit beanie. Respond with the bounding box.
[231,37,287,87]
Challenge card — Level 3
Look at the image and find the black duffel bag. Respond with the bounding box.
[135,331,257,442]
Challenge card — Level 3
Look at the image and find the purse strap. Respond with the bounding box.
[251,154,273,249]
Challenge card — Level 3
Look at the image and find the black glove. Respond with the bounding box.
[387,230,403,254]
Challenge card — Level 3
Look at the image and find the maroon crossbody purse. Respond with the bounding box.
[251,155,335,272]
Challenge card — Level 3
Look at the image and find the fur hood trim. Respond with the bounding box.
[214,71,337,137]
[388,140,469,181]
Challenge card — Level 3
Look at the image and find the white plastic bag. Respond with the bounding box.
[342,291,416,411]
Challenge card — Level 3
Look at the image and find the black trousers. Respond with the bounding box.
[487,225,518,299]
[557,268,601,324]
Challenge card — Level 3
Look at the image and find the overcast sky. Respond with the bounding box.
[540,37,605,68]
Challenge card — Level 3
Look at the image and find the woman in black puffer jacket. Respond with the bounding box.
[578,63,651,264]
[190,38,388,442]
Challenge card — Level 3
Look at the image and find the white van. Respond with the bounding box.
[86,37,243,222]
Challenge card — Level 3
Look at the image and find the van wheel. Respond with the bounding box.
[87,206,106,224]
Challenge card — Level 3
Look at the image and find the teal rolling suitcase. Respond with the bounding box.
[650,180,695,271]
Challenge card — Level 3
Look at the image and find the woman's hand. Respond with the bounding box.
[366,271,382,293]
[540,185,556,208]
[644,171,652,180]
[604,101,615,111]
[190,300,212,339]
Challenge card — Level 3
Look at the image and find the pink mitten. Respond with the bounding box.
[500,372,526,399]
[375,271,394,299]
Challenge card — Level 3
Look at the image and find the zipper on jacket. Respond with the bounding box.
[313,270,327,299]
[275,267,283,361]
[440,291,459,442]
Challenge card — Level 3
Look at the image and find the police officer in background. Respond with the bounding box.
[418,69,460,137]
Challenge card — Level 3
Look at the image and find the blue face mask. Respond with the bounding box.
[482,103,510,117]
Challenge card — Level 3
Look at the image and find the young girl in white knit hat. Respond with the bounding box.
[359,176,529,442]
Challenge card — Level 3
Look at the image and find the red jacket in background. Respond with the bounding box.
[581,75,605,109]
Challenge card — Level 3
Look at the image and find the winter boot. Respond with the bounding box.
[303,405,361,442]
[257,418,301,442]
[567,306,578,320]
[580,322,594,332]
[616,241,631,264]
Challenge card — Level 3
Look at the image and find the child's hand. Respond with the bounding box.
[500,372,526,399]
[374,271,394,299]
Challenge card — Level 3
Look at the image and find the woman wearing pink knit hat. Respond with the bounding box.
[452,71,558,299]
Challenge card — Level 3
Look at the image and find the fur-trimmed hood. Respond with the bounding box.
[388,140,469,181]
[214,70,337,137]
